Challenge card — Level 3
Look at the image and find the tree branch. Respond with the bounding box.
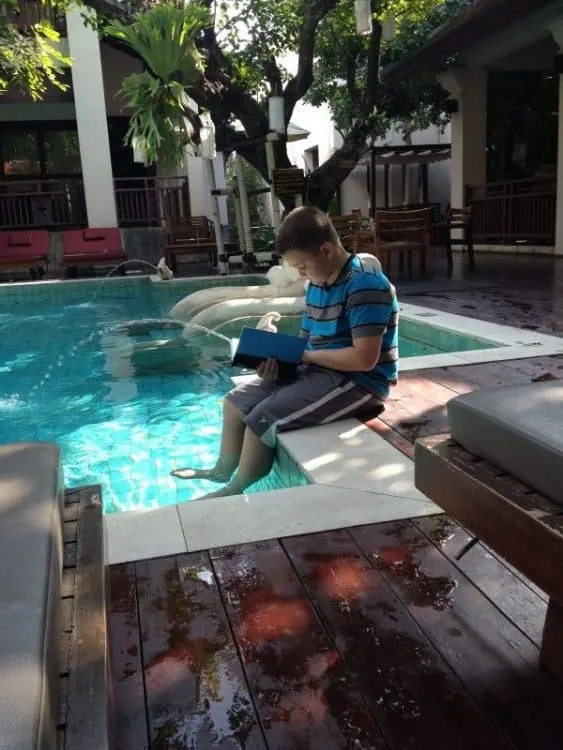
[304,117,371,209]
[283,0,339,122]
[345,50,361,109]
[194,1,268,139]
[263,55,283,96]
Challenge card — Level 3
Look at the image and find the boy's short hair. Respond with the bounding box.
[276,206,341,256]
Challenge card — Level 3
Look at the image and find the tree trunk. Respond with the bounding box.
[304,121,372,210]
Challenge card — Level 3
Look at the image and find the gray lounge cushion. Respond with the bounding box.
[0,443,63,750]
[447,381,563,506]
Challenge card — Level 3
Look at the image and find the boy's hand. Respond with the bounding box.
[257,358,279,381]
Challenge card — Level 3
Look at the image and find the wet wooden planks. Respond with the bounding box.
[57,485,108,750]
[107,516,563,750]
[367,356,563,449]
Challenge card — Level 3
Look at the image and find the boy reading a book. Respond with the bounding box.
[171,206,399,498]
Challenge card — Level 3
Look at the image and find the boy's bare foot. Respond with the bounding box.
[170,467,230,482]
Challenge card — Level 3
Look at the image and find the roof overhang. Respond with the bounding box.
[382,0,559,84]
[357,144,451,167]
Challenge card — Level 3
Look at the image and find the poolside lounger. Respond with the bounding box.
[0,230,49,275]
[415,381,563,682]
[62,228,127,268]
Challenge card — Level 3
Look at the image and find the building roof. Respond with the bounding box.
[382,0,557,83]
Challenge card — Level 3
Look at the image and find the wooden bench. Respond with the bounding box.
[0,442,107,750]
[57,485,107,750]
[415,382,563,683]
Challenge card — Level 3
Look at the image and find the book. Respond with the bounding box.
[230,326,307,378]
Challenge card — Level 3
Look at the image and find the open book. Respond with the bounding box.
[230,326,307,378]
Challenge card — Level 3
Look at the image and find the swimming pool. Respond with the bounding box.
[0,275,497,514]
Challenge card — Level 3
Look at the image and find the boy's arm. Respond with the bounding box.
[302,335,382,371]
[302,277,393,372]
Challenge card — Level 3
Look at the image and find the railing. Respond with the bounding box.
[0,177,192,230]
[6,0,66,33]
[0,179,86,229]
[466,177,556,245]
[114,176,191,227]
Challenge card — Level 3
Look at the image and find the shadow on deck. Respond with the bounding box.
[107,515,562,750]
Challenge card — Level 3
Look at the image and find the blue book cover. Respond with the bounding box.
[231,326,307,377]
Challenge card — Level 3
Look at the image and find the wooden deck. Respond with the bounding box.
[106,266,563,749]
[366,353,563,460]
[107,516,563,750]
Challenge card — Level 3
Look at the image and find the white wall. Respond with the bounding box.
[286,101,337,169]
[101,43,143,116]
[286,99,452,213]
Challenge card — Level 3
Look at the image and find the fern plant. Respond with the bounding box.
[105,2,211,167]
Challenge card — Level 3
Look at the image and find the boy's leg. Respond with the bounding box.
[170,376,278,480]
[204,367,383,498]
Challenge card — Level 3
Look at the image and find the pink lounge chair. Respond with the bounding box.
[0,230,49,274]
[62,228,127,268]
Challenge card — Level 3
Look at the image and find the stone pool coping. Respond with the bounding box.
[105,418,441,564]
[398,302,563,370]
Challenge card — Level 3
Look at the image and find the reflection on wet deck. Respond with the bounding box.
[107,515,562,750]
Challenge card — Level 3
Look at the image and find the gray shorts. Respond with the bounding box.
[226,366,384,447]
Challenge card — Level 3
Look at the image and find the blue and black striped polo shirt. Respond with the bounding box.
[300,255,399,398]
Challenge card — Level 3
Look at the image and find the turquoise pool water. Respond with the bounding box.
[0,277,497,513]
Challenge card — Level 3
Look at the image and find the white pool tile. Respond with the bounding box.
[105,505,187,564]
[177,484,439,552]
[451,346,543,364]
[399,353,467,370]
[280,420,428,502]
[400,302,563,349]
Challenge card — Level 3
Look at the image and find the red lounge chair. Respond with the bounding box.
[62,228,127,269]
[0,231,49,275]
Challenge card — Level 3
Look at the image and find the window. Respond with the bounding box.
[1,130,41,177]
[44,130,81,175]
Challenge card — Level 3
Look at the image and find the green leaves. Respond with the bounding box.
[0,0,71,100]
[106,3,209,85]
[105,2,211,167]
[307,0,470,136]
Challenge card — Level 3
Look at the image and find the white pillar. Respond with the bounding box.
[438,68,487,209]
[186,156,208,217]
[66,8,117,227]
[550,20,563,255]
[212,152,228,226]
[554,75,563,256]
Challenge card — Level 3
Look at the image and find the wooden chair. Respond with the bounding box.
[434,207,474,274]
[165,216,217,272]
[330,214,361,251]
[375,208,432,278]
[353,229,377,256]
